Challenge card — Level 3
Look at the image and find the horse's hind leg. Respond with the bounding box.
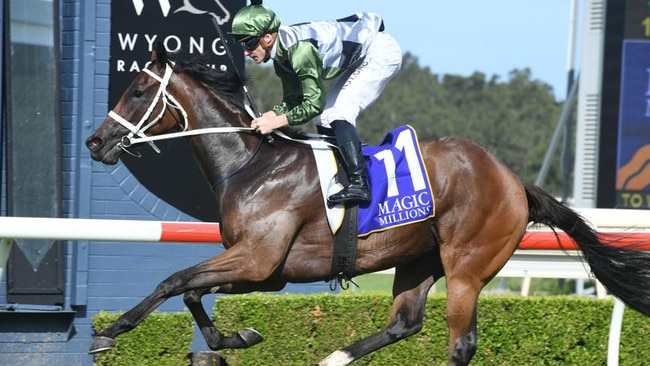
[441,233,521,365]
[317,253,441,366]
[444,275,480,365]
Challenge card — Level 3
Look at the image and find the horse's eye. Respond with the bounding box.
[132,89,144,98]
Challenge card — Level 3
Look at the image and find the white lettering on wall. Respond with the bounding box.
[118,33,138,51]
[117,33,225,56]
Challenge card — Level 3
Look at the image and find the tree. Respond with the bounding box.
[244,53,568,195]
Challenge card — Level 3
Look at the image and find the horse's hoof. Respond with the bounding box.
[237,328,263,347]
[88,336,116,354]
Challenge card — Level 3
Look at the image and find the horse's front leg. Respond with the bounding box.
[183,280,287,351]
[317,253,440,366]
[89,266,190,353]
[89,241,289,354]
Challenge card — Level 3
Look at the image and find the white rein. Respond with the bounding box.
[108,62,334,155]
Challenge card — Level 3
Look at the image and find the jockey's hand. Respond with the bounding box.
[251,112,289,135]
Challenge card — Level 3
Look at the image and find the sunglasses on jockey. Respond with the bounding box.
[239,36,262,51]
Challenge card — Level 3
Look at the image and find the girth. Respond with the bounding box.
[329,203,359,290]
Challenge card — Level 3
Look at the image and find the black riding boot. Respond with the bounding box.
[316,125,334,137]
[327,121,371,206]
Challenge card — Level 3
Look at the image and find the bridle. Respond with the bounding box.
[107,60,334,158]
[108,62,190,156]
[108,61,261,158]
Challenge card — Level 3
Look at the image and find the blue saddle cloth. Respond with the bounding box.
[358,125,435,236]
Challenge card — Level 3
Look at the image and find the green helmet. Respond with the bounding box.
[230,5,281,42]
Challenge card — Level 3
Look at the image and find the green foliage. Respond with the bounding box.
[244,52,568,195]
[92,310,194,366]
[91,295,650,365]
[212,293,650,366]
[349,274,592,296]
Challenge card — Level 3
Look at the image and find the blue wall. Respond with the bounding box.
[0,1,331,365]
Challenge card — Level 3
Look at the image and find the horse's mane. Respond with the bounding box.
[158,50,310,140]
[165,53,248,111]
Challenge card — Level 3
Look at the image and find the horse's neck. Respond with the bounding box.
[188,119,245,176]
[183,90,315,205]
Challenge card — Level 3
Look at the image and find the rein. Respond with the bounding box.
[107,61,338,185]
[109,62,334,150]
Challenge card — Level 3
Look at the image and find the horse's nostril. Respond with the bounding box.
[86,137,103,150]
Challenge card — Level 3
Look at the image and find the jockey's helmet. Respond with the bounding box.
[230,5,281,43]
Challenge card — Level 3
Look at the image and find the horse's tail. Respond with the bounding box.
[524,182,650,316]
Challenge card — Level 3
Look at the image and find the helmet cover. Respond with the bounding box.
[230,5,280,41]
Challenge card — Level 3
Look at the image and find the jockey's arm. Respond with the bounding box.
[272,42,326,126]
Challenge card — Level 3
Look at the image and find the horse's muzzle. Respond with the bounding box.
[85,134,122,164]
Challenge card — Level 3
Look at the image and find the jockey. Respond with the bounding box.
[230,4,402,206]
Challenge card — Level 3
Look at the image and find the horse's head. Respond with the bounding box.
[86,43,189,164]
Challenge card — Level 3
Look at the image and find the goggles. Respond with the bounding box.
[239,36,261,51]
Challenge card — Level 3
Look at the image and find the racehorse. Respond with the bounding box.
[86,44,650,365]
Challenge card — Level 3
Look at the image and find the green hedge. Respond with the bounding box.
[213,294,649,366]
[92,310,194,366]
[92,294,650,365]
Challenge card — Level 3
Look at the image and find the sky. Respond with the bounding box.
[261,0,584,101]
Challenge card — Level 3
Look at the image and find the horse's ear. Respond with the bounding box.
[150,42,167,66]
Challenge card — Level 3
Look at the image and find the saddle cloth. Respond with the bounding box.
[311,125,435,236]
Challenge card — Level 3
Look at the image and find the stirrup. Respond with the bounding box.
[327,190,370,208]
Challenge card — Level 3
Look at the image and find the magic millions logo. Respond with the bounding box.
[109,0,246,106]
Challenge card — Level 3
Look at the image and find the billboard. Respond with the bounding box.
[108,0,245,221]
[613,0,650,209]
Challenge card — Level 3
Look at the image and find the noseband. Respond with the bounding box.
[108,62,189,156]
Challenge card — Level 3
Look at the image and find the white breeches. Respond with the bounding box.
[314,32,402,128]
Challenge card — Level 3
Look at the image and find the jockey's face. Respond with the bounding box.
[242,33,273,64]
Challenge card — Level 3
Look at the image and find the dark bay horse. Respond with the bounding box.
[86,46,650,365]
